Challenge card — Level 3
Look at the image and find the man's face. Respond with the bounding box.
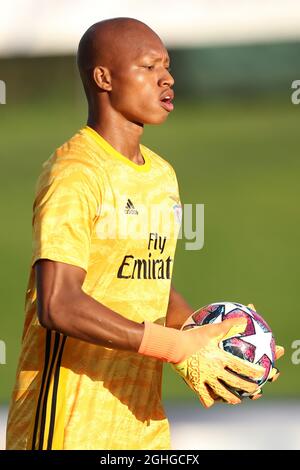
[109,38,174,125]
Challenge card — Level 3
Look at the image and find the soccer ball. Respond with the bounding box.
[182,302,276,396]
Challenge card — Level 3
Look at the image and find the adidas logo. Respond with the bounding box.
[124,199,138,215]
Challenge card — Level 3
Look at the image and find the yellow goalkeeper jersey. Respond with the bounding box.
[6,126,181,450]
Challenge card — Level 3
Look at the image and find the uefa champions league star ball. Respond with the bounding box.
[182,302,276,396]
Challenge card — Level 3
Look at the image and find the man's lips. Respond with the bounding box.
[160,99,174,112]
[160,90,174,112]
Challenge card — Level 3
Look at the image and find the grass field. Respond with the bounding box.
[0,97,299,403]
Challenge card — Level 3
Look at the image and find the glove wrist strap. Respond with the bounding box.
[138,321,184,363]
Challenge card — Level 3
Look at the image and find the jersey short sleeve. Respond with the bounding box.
[32,166,100,271]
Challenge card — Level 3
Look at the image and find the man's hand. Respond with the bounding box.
[249,344,284,400]
[201,304,285,404]
[172,318,265,408]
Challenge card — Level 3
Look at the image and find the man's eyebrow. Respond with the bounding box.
[140,52,170,63]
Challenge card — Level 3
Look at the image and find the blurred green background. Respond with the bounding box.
[0,42,299,404]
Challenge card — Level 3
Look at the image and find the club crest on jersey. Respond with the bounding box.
[124,199,138,215]
[173,203,182,225]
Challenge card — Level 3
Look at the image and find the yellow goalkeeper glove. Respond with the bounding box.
[172,318,264,408]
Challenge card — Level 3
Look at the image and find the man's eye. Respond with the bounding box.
[166,66,171,72]
[144,65,154,70]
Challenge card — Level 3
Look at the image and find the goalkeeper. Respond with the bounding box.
[6,18,283,450]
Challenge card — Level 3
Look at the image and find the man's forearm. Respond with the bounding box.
[44,289,144,352]
[36,261,192,354]
[46,285,191,351]
[36,259,145,352]
[165,285,194,329]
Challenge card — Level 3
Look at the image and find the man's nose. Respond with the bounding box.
[159,70,174,88]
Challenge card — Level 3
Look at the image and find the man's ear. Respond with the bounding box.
[93,66,112,91]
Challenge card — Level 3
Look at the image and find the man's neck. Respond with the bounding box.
[87,108,145,165]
